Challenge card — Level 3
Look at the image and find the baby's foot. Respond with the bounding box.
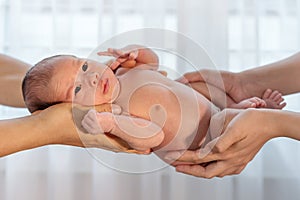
[262,89,286,109]
[234,97,267,109]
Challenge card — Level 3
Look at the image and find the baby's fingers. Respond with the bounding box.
[129,50,139,60]
[97,51,114,57]
[109,48,125,57]
[109,60,121,70]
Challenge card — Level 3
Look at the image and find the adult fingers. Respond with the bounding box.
[176,160,242,179]
[209,124,245,154]
[175,164,207,178]
[183,71,206,82]
[164,147,221,164]
[215,164,246,178]
[176,161,226,179]
[175,76,189,84]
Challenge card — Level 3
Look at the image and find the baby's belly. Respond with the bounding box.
[125,82,212,152]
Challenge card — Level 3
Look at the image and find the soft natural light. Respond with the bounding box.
[1,0,300,200]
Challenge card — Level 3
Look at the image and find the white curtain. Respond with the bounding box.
[0,0,300,199]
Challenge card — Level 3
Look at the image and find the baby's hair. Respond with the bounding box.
[22,55,73,113]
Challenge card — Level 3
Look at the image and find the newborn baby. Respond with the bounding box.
[22,45,285,160]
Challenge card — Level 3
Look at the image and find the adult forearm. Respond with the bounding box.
[239,52,300,96]
[0,115,54,157]
[0,104,87,157]
[0,54,31,107]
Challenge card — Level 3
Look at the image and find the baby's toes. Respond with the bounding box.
[253,97,263,103]
[278,102,287,109]
[253,97,266,107]
[271,92,282,101]
[259,99,267,107]
[249,102,257,108]
[269,90,280,100]
[247,98,260,107]
[262,89,273,99]
[275,96,284,104]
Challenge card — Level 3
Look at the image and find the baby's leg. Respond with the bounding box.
[230,97,266,109]
[262,89,287,109]
[189,82,237,109]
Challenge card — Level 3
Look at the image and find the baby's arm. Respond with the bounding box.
[81,109,164,152]
[127,44,159,68]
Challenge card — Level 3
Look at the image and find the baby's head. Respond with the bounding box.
[22,55,119,113]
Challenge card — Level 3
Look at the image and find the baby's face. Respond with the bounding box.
[50,56,119,106]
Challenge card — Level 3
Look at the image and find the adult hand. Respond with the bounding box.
[165,108,276,178]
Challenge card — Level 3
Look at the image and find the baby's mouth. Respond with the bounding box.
[102,78,109,94]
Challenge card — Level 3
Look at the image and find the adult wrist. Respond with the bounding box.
[256,109,291,139]
[273,110,300,140]
[246,109,281,140]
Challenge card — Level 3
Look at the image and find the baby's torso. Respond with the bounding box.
[115,68,215,153]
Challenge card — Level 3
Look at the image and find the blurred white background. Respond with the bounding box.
[0,0,300,200]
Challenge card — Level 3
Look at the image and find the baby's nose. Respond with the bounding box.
[89,72,100,86]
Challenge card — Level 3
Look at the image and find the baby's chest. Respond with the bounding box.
[116,83,181,120]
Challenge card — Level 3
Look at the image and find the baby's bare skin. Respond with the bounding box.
[113,67,218,156]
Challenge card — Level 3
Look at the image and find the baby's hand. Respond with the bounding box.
[98,47,139,70]
[81,109,113,135]
[235,97,267,109]
[262,89,287,109]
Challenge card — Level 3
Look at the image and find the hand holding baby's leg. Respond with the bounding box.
[262,89,287,109]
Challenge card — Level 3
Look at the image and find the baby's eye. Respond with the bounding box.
[82,63,88,71]
[74,85,81,95]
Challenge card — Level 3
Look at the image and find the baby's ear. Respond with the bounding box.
[158,70,168,77]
